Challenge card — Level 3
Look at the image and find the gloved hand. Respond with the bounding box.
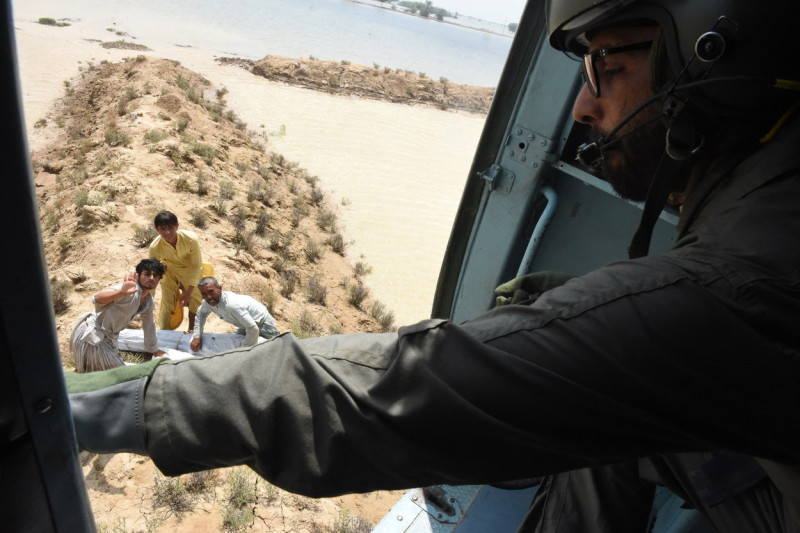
[494,271,575,306]
[66,359,164,455]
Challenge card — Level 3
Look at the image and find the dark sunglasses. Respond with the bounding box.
[581,41,653,97]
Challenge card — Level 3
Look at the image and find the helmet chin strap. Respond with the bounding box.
[627,115,700,259]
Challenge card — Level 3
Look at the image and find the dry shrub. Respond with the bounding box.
[316,208,337,232]
[222,468,257,533]
[196,171,209,196]
[354,261,372,278]
[132,223,157,248]
[291,310,321,338]
[280,269,299,297]
[370,301,396,332]
[306,275,327,305]
[50,277,72,314]
[152,473,191,516]
[188,208,208,229]
[348,282,369,309]
[255,210,272,236]
[304,239,323,263]
[326,233,346,256]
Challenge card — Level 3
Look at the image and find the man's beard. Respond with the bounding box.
[590,113,668,202]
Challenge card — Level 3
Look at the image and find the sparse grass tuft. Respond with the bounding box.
[310,186,325,206]
[332,509,373,533]
[316,208,337,232]
[221,468,257,532]
[175,115,190,132]
[218,179,236,200]
[186,470,219,494]
[354,261,372,278]
[304,239,323,263]
[152,474,191,516]
[233,228,255,254]
[279,269,299,298]
[191,141,216,165]
[246,179,262,202]
[254,210,273,236]
[132,223,157,248]
[104,126,130,147]
[188,208,208,229]
[291,310,321,338]
[370,301,396,332]
[230,205,249,230]
[196,171,209,196]
[144,128,167,144]
[211,196,228,216]
[290,206,307,228]
[173,175,191,192]
[326,233,347,256]
[73,190,90,208]
[67,269,89,284]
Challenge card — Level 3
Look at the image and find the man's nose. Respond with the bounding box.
[572,83,602,125]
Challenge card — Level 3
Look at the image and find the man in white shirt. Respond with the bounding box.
[70,259,168,372]
[190,277,280,352]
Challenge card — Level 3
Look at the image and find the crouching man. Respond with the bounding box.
[70,259,168,373]
[190,277,280,352]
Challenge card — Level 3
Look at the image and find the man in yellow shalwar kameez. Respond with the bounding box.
[148,210,203,331]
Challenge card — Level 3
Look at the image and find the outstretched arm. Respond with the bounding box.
[190,304,210,351]
[68,259,800,497]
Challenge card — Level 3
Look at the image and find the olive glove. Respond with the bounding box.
[494,270,575,306]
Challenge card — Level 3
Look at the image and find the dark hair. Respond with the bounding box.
[153,210,179,228]
[198,276,220,288]
[135,258,166,277]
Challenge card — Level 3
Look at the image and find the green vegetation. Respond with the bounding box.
[143,128,168,144]
[38,17,71,27]
[104,126,131,147]
[398,1,451,20]
[331,509,373,533]
[225,468,257,510]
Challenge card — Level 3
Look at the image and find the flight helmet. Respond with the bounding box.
[546,0,800,124]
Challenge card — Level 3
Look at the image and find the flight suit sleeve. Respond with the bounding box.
[72,257,800,498]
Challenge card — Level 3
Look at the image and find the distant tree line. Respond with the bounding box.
[394,1,452,21]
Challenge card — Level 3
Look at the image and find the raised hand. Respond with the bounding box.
[120,271,139,295]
